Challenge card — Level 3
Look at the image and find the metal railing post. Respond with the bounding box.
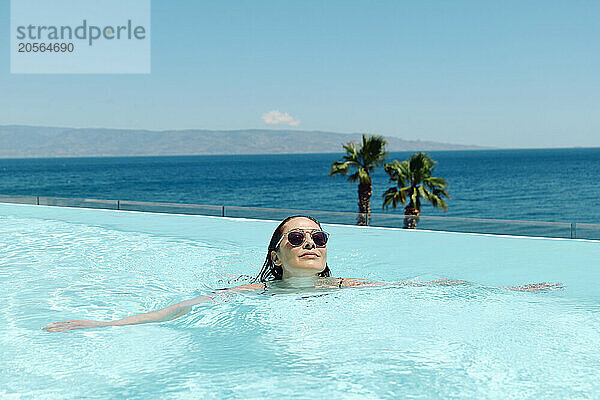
[36,196,39,205]
[222,205,225,217]
[571,223,576,239]
[117,200,120,210]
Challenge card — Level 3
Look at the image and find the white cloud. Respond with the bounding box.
[261,110,300,127]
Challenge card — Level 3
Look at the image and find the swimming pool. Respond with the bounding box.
[1,203,599,399]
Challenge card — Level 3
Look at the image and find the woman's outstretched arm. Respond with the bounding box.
[42,283,265,332]
[339,277,563,291]
[337,277,469,288]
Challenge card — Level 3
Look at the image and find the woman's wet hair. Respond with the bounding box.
[254,215,331,282]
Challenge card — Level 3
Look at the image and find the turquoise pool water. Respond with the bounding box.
[1,203,600,399]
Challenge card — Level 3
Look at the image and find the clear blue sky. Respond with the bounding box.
[1,0,599,148]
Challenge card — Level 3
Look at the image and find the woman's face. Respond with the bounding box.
[271,217,328,278]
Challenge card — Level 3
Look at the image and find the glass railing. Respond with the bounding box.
[1,194,599,241]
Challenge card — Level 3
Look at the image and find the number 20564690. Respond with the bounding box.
[18,42,74,53]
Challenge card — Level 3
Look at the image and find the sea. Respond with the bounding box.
[1,148,599,224]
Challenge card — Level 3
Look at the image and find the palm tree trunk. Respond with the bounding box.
[403,205,420,229]
[357,182,372,226]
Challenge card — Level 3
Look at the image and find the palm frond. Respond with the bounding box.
[382,187,406,210]
[384,160,409,187]
[360,134,388,166]
[424,176,448,190]
[329,161,351,177]
[348,171,360,183]
[419,182,448,210]
[431,196,448,211]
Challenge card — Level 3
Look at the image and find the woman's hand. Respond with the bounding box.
[43,319,112,332]
[500,282,564,292]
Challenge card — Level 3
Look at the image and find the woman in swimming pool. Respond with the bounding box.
[43,215,562,332]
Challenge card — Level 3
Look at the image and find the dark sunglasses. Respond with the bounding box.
[276,229,330,248]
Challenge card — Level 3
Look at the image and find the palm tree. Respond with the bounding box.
[329,134,387,225]
[383,152,449,229]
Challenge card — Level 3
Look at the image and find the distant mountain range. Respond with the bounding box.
[0,125,487,158]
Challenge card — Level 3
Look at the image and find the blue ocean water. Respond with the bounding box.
[0,148,599,223]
